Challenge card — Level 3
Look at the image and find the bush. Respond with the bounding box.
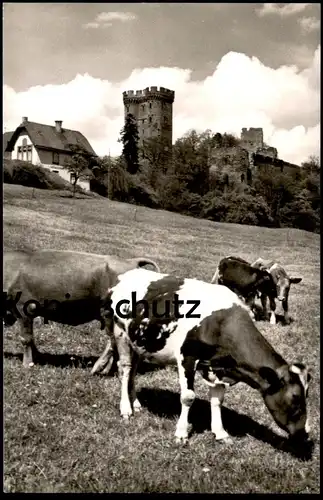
[280,200,320,233]
[3,160,84,192]
[201,191,273,227]
[127,175,160,208]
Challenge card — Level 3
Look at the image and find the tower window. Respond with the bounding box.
[126,106,129,113]
[149,103,152,109]
[141,104,145,112]
[149,117,152,123]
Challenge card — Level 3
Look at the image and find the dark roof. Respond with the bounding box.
[3,131,14,152]
[253,153,300,169]
[5,120,97,156]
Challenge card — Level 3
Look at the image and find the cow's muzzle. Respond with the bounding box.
[289,428,310,444]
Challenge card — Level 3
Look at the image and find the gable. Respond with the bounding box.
[5,121,97,156]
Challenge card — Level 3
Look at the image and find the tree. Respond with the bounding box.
[119,113,139,175]
[64,144,95,197]
[91,155,129,200]
[140,136,171,188]
[301,155,320,175]
[221,132,240,148]
[172,130,210,195]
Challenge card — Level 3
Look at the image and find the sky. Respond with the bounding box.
[3,2,320,165]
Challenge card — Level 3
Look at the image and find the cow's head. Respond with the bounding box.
[270,264,302,302]
[259,363,311,442]
[255,270,277,297]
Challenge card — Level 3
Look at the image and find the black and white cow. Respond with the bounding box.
[100,268,311,446]
[252,258,302,325]
[211,256,276,317]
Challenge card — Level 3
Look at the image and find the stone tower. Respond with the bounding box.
[240,127,264,150]
[122,86,175,151]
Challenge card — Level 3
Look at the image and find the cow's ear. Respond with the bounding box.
[290,277,302,284]
[259,366,281,388]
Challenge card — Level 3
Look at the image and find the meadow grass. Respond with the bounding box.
[3,183,320,493]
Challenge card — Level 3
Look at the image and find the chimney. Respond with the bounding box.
[22,117,28,124]
[55,120,63,133]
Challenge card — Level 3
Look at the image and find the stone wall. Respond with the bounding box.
[209,146,252,185]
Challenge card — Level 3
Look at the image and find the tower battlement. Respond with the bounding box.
[122,85,175,151]
[123,87,175,103]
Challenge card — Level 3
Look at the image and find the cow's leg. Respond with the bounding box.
[114,325,134,420]
[209,383,231,442]
[19,317,37,368]
[91,337,115,375]
[128,351,141,412]
[261,294,270,321]
[245,294,256,321]
[175,355,196,444]
[282,299,291,325]
[269,296,277,325]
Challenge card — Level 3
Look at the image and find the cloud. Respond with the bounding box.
[3,46,320,166]
[299,16,320,34]
[256,3,310,17]
[83,11,137,29]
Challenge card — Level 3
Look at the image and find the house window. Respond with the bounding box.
[52,170,59,174]
[27,145,32,162]
[17,146,22,160]
[149,103,152,109]
[149,117,152,123]
[141,104,145,112]
[52,152,59,165]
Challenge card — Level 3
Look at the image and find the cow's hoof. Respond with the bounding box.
[23,360,34,368]
[175,436,189,445]
[91,365,100,375]
[133,399,142,412]
[121,414,132,423]
[214,430,231,442]
[217,436,233,445]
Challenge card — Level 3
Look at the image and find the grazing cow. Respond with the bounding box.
[101,268,311,446]
[3,249,160,368]
[211,256,276,315]
[252,258,302,325]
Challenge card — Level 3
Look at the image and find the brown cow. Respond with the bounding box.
[3,249,160,368]
[252,258,302,325]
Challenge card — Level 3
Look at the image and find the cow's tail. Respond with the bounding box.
[135,258,160,273]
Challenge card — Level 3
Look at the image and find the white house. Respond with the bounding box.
[3,117,97,191]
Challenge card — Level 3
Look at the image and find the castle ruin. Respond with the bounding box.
[240,127,278,167]
[123,86,175,151]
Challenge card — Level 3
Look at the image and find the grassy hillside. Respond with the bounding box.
[3,183,320,493]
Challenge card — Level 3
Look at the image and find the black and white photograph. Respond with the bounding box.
[3,2,320,493]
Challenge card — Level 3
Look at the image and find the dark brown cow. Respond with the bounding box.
[211,256,276,316]
[3,249,160,368]
[252,258,302,325]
